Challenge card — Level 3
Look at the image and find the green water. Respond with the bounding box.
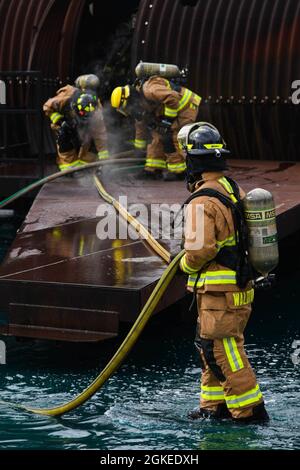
[0,214,299,450]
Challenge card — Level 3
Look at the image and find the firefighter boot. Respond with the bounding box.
[163,171,186,182]
[232,403,270,425]
[188,403,231,420]
[137,169,163,180]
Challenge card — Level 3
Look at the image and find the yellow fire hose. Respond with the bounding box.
[0,164,184,417]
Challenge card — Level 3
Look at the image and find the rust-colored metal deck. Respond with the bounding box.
[0,159,299,342]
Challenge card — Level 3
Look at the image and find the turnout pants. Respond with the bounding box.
[56,145,98,171]
[53,124,100,171]
[195,291,264,419]
[145,105,198,174]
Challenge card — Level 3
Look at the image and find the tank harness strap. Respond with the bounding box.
[181,177,253,291]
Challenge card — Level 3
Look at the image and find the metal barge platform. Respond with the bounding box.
[0,159,299,342]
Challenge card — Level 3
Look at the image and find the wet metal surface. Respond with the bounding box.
[1,161,300,341]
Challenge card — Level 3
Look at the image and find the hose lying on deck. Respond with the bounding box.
[0,150,140,210]
[0,160,184,417]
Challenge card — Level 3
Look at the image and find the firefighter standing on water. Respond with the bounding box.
[177,122,269,424]
[43,74,109,171]
[110,62,201,181]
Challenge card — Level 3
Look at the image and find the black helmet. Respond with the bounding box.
[178,121,230,190]
[72,91,98,119]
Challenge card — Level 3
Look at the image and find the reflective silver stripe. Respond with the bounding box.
[167,162,187,172]
[201,389,224,397]
[145,158,166,169]
[225,386,262,408]
[223,338,243,371]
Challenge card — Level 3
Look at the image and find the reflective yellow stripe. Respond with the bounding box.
[204,144,223,149]
[225,385,263,409]
[79,235,85,257]
[193,94,202,106]
[145,157,167,169]
[177,89,192,112]
[180,255,200,274]
[223,337,244,372]
[232,289,254,307]
[216,235,236,250]
[50,112,63,124]
[134,139,147,149]
[167,162,187,173]
[98,150,109,160]
[218,177,238,203]
[201,385,225,401]
[164,106,178,118]
[58,160,86,171]
[164,79,171,89]
[187,270,237,288]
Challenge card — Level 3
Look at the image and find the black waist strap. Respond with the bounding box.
[215,246,239,270]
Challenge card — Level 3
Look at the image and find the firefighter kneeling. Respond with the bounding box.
[43,74,109,172]
[177,122,269,424]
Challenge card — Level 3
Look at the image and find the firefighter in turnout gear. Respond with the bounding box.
[43,76,109,171]
[110,76,201,180]
[177,122,269,424]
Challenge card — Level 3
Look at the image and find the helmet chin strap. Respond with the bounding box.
[186,173,205,193]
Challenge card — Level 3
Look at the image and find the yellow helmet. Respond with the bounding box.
[111,85,130,110]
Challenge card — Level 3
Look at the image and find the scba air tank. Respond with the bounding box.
[135,62,180,79]
[244,188,279,277]
[75,74,100,92]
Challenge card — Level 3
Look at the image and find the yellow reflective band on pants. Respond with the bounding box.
[223,337,244,372]
[225,384,263,409]
[201,385,225,401]
[167,162,186,173]
[180,255,200,275]
[232,289,254,307]
[98,150,109,160]
[134,139,147,149]
[145,157,167,169]
[187,270,237,288]
[59,160,86,171]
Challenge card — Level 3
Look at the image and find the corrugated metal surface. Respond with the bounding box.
[0,0,86,155]
[132,0,300,161]
[0,0,85,81]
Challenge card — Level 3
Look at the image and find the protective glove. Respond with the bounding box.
[56,121,76,153]
[155,119,174,135]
